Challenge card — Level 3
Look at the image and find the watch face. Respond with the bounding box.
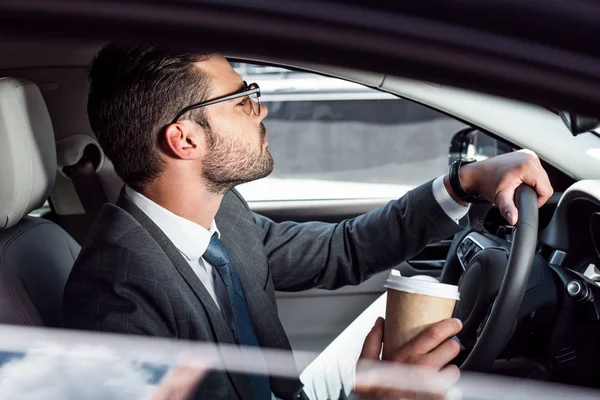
[461,157,477,163]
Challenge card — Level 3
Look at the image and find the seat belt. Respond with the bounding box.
[63,147,108,220]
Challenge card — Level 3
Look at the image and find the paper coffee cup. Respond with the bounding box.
[382,270,460,361]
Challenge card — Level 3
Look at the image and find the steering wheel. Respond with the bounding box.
[444,185,539,372]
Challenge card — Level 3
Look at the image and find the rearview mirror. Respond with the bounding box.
[449,128,514,165]
[558,111,600,136]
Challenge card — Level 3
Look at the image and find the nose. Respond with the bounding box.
[258,102,268,121]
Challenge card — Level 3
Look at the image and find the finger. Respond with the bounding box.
[417,338,461,369]
[519,167,553,209]
[495,187,518,225]
[439,364,461,386]
[149,365,207,400]
[405,364,460,399]
[532,167,554,208]
[356,363,451,399]
[355,373,418,400]
[395,319,462,360]
[409,365,460,400]
[355,363,409,399]
[355,387,415,400]
[360,317,385,360]
[516,152,553,208]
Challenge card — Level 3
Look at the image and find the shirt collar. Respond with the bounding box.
[125,186,220,261]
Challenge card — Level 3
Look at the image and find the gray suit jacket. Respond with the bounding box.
[62,181,461,400]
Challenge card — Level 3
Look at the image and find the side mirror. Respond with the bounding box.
[558,111,600,136]
[449,128,514,165]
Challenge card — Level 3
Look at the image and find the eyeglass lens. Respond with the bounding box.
[249,92,260,116]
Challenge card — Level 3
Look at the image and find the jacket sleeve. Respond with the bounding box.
[251,180,464,292]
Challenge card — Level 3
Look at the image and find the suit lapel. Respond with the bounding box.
[216,193,286,346]
[217,192,304,399]
[117,188,255,400]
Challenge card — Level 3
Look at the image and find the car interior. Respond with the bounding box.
[0,37,600,391]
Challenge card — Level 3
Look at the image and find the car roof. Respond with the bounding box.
[1,1,600,115]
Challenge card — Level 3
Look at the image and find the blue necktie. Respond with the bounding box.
[203,233,271,400]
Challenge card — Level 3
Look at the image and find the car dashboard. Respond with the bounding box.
[540,180,600,275]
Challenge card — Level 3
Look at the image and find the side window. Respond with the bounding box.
[232,63,471,201]
[28,201,51,217]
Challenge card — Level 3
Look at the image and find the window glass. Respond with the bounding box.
[28,201,51,217]
[232,63,470,201]
[0,325,595,400]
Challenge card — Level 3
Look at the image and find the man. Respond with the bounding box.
[62,44,553,400]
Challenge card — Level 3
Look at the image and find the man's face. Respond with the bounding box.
[194,55,273,193]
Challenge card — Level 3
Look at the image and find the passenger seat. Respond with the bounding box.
[0,77,80,328]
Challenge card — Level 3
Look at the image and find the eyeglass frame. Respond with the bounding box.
[170,81,261,124]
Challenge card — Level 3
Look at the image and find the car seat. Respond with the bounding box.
[0,77,80,327]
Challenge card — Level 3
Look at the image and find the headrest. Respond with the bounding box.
[0,78,56,229]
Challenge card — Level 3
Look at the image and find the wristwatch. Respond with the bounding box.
[448,158,488,204]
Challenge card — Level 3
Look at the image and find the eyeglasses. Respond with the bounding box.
[171,81,261,124]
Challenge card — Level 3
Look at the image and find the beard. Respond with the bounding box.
[202,122,274,194]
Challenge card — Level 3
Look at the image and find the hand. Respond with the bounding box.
[148,364,207,400]
[355,317,462,399]
[447,150,554,225]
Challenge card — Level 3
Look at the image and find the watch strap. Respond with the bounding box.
[449,159,488,204]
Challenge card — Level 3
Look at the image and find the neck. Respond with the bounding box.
[139,170,223,230]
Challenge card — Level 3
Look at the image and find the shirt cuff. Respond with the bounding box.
[432,175,470,224]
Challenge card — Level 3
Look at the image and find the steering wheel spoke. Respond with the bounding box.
[476,300,495,340]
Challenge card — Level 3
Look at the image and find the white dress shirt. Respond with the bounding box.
[125,177,468,310]
[432,175,470,223]
[125,186,222,309]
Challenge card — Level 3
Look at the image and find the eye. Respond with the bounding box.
[238,97,250,106]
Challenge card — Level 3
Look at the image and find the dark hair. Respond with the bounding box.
[87,44,212,191]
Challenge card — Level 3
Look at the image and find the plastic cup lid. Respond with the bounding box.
[384,270,460,300]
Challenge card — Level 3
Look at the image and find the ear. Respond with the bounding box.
[163,121,203,160]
